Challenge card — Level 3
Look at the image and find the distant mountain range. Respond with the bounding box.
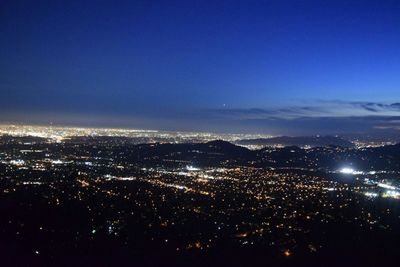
[236,135,354,148]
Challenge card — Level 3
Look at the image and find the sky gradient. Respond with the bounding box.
[1,0,400,134]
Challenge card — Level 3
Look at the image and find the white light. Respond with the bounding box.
[364,192,378,198]
[340,168,354,174]
[10,159,25,166]
[324,187,335,191]
[186,165,200,171]
[378,183,396,190]
[383,190,400,199]
[339,168,363,175]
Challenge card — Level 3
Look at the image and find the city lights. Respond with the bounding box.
[1,124,400,265]
[339,168,363,175]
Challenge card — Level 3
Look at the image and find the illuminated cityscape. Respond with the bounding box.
[2,0,400,266]
[1,125,400,265]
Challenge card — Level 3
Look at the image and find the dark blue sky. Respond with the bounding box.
[1,0,400,134]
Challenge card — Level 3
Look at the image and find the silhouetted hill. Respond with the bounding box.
[125,140,257,167]
[0,135,49,144]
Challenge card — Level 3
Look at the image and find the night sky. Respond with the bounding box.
[1,0,400,134]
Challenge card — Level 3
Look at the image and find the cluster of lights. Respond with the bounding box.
[0,124,274,144]
[364,192,378,198]
[383,190,400,199]
[339,168,363,175]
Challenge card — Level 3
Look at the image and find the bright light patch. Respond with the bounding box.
[339,168,363,175]
[383,190,400,199]
[340,168,354,174]
[364,192,378,198]
[378,183,396,190]
[186,165,200,171]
